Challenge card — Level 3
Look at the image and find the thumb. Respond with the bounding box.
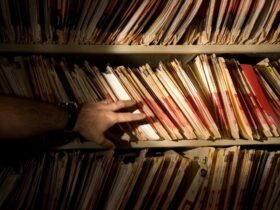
[99,137,115,149]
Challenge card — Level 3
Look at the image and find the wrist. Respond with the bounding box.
[62,101,78,131]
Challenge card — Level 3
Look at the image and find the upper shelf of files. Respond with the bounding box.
[0,44,279,54]
[0,0,279,45]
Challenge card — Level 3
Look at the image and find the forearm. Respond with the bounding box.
[0,96,68,139]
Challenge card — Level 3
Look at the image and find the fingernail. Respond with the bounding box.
[140,113,146,118]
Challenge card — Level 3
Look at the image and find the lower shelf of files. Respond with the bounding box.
[2,147,279,210]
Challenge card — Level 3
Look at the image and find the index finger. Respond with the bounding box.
[113,112,146,123]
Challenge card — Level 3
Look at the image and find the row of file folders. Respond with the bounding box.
[0,54,279,142]
[0,0,279,45]
[0,147,280,210]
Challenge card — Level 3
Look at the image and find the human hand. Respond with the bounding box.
[73,100,145,149]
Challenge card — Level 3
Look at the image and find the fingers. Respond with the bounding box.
[92,100,110,107]
[112,112,146,123]
[97,100,137,111]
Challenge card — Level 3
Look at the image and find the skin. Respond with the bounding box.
[0,96,145,149]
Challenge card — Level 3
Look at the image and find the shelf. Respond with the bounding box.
[55,137,280,150]
[0,44,279,54]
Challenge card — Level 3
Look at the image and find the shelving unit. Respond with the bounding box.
[1,1,280,209]
[0,44,279,54]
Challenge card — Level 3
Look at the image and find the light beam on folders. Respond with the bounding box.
[171,60,221,139]
[211,55,239,139]
[125,67,182,140]
[220,58,253,140]
[115,66,172,141]
[157,62,210,140]
[103,67,160,141]
[210,55,239,139]
[195,55,231,138]
[139,64,196,139]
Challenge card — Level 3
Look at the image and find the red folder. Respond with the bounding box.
[240,64,280,130]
